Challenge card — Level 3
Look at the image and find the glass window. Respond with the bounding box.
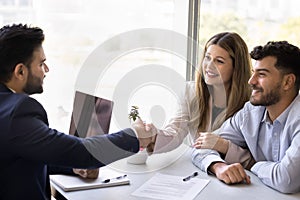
[0,0,189,132]
[198,0,300,51]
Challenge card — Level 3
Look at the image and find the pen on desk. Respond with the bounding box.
[183,172,198,181]
[102,174,127,183]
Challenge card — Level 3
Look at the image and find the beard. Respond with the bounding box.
[23,70,43,95]
[250,83,281,106]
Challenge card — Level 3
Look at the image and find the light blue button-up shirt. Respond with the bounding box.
[192,94,300,194]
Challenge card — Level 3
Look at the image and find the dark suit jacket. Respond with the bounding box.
[0,84,139,200]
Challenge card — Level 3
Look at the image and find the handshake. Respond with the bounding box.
[128,106,157,153]
[131,118,157,154]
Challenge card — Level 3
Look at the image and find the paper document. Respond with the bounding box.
[131,173,209,200]
[50,167,129,191]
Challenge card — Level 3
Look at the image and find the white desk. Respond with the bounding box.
[51,144,300,200]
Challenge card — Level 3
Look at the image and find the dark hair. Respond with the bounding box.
[250,41,300,90]
[0,24,44,83]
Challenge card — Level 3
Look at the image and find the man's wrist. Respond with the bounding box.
[146,133,157,155]
[208,161,225,175]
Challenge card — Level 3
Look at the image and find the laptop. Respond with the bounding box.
[69,91,114,138]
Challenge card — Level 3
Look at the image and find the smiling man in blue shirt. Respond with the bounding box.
[192,41,300,193]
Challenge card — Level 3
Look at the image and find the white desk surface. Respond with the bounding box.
[51,144,300,200]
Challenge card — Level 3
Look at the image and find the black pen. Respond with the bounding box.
[183,172,198,181]
[102,174,127,183]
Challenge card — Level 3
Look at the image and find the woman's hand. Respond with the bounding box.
[194,132,229,154]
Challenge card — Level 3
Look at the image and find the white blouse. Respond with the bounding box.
[153,81,200,153]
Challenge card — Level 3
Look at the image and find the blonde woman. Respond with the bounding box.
[136,32,252,157]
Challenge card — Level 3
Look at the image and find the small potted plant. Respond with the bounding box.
[128,105,140,122]
[127,106,148,165]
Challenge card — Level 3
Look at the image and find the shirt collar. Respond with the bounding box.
[261,94,300,125]
[7,87,16,93]
[261,109,270,123]
[0,83,16,93]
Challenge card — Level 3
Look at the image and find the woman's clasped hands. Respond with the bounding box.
[193,132,229,154]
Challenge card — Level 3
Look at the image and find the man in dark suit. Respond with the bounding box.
[0,24,152,200]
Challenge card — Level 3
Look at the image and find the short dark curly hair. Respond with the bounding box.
[250,41,300,90]
[0,23,44,83]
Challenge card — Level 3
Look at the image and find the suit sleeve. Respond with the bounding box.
[9,96,139,168]
[48,165,76,175]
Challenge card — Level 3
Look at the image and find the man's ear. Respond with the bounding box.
[282,73,296,91]
[13,64,27,80]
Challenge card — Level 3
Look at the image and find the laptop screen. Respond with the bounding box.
[69,91,113,138]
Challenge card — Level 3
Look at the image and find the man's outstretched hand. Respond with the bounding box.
[131,118,156,149]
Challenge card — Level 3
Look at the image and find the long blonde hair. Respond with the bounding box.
[194,32,251,131]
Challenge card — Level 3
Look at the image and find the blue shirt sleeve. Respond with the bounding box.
[191,148,225,173]
[251,131,300,193]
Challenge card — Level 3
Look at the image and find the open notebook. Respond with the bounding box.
[51,167,129,191]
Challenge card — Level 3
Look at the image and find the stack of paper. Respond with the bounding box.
[131,173,209,200]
